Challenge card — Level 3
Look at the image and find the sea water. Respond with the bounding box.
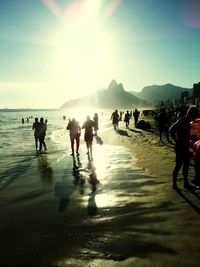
[0,108,113,184]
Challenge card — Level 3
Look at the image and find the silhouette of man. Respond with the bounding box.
[93,113,99,136]
[66,118,81,155]
[169,106,199,189]
[39,117,47,152]
[124,110,131,129]
[133,108,140,127]
[111,109,119,130]
[32,117,40,151]
[157,108,170,142]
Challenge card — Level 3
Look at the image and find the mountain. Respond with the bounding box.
[129,83,192,103]
[60,80,147,109]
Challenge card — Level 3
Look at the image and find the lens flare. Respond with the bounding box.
[181,0,200,29]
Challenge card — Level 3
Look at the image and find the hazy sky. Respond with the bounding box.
[1,0,200,108]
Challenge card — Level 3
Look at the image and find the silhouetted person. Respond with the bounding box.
[93,113,99,136]
[169,106,199,189]
[157,108,170,142]
[82,115,95,156]
[119,111,123,121]
[32,117,40,151]
[133,108,140,127]
[39,117,47,152]
[22,118,25,124]
[111,109,119,130]
[66,118,81,155]
[124,110,131,129]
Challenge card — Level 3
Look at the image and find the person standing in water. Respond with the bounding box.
[32,117,40,151]
[82,116,95,156]
[66,118,81,156]
[39,117,47,152]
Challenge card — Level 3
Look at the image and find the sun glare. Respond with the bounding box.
[51,0,113,100]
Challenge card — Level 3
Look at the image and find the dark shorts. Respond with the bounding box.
[70,133,80,141]
[84,132,93,143]
[175,143,190,162]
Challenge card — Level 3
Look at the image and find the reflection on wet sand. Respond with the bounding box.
[1,142,184,267]
[86,154,100,216]
[87,193,98,216]
[54,170,73,212]
[37,154,53,184]
[72,155,85,195]
[87,154,100,193]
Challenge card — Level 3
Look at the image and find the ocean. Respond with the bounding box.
[0,108,113,185]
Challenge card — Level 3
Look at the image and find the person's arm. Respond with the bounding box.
[66,122,70,130]
[169,121,178,142]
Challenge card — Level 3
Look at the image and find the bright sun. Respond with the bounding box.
[51,0,113,99]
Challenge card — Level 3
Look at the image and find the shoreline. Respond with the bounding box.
[1,116,200,266]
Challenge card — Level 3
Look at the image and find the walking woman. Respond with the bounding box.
[82,116,95,156]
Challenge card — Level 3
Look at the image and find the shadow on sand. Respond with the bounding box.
[116,129,130,137]
[129,128,144,134]
[174,186,200,215]
[37,154,53,184]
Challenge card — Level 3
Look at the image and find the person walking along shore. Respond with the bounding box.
[82,116,95,157]
[66,118,81,156]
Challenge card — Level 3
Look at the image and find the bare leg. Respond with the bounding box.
[71,138,74,155]
[76,137,80,154]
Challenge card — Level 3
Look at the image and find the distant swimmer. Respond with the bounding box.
[66,118,81,156]
[82,115,95,156]
[22,118,25,124]
[32,117,40,151]
[39,117,47,152]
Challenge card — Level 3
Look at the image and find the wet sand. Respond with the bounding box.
[1,119,200,267]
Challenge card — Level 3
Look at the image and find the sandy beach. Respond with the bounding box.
[1,116,200,267]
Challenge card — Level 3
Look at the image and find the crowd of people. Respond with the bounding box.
[110,106,200,189]
[110,108,141,130]
[31,105,200,190]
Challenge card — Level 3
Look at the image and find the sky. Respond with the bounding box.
[1,0,200,109]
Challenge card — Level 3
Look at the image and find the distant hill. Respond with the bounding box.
[129,83,192,103]
[60,80,147,109]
